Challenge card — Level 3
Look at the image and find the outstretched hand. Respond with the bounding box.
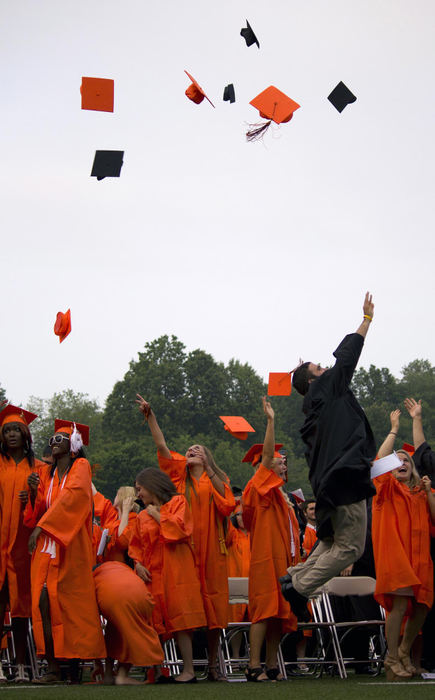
[390,409,401,433]
[404,398,422,419]
[136,394,151,419]
[262,396,274,421]
[363,292,374,319]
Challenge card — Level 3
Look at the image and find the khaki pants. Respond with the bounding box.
[289,500,367,598]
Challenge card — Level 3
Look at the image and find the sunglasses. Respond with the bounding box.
[48,434,70,447]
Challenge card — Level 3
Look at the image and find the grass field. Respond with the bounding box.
[0,677,434,700]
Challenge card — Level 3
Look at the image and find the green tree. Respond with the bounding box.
[26,390,103,463]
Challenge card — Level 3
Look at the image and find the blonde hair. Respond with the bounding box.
[115,486,140,513]
[395,450,420,490]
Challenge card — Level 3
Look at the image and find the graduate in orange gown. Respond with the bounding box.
[136,394,235,680]
[373,410,435,680]
[25,420,106,683]
[93,560,164,685]
[242,398,299,682]
[0,404,45,683]
[302,501,317,559]
[128,468,206,683]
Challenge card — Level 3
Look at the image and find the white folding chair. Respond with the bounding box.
[221,577,287,681]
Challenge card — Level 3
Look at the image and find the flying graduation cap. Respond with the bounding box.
[268,372,292,396]
[81,77,114,112]
[327,81,357,113]
[223,84,236,104]
[247,85,300,141]
[240,20,260,48]
[184,71,215,107]
[54,309,71,343]
[91,150,124,180]
[219,416,255,441]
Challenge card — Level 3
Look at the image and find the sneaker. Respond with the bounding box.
[14,664,30,683]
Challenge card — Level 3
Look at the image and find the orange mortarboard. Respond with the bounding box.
[401,442,415,457]
[184,71,215,108]
[81,77,114,112]
[268,372,292,396]
[54,419,90,446]
[242,443,283,466]
[219,416,255,441]
[0,404,37,428]
[54,309,71,343]
[250,86,300,124]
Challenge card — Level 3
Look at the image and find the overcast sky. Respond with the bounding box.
[2,0,435,408]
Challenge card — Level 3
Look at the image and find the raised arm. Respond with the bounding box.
[136,394,171,459]
[262,396,275,469]
[355,291,374,339]
[377,410,400,459]
[420,476,435,524]
[404,398,425,450]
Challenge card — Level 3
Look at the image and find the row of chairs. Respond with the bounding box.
[0,576,385,682]
[221,575,386,680]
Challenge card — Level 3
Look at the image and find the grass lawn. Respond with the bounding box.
[0,676,434,700]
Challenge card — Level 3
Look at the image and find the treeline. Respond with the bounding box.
[3,336,435,500]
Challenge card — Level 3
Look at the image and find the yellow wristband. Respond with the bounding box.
[363,314,372,321]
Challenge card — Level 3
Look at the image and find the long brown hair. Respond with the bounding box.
[135,468,178,504]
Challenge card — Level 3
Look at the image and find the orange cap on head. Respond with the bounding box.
[242,442,284,466]
[219,416,255,441]
[268,372,292,396]
[81,77,114,112]
[54,309,71,343]
[0,404,37,428]
[401,443,415,457]
[184,71,215,108]
[249,86,300,124]
[54,420,90,446]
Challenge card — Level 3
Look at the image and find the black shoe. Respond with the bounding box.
[279,574,310,622]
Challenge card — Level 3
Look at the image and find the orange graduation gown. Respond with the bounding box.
[158,451,235,629]
[93,491,118,529]
[128,494,206,636]
[372,472,434,612]
[0,455,45,617]
[243,464,299,632]
[226,523,250,622]
[23,459,106,659]
[93,561,164,666]
[104,512,137,563]
[303,524,317,559]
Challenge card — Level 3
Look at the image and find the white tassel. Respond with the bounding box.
[70,423,83,453]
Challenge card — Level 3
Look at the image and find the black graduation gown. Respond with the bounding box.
[300,333,376,539]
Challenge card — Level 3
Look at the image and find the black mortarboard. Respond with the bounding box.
[91,150,124,181]
[223,84,236,104]
[240,20,260,48]
[327,81,357,113]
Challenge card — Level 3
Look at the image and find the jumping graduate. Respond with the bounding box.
[282,292,376,620]
[136,395,235,681]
